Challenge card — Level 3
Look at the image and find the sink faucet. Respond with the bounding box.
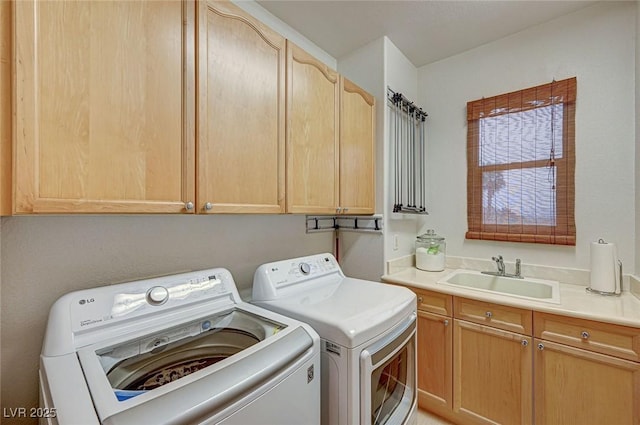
[492,255,505,275]
[482,255,523,279]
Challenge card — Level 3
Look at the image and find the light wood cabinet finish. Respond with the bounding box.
[534,311,640,362]
[454,319,533,425]
[339,77,375,214]
[0,0,11,215]
[198,1,285,213]
[286,41,340,214]
[454,296,533,335]
[534,339,640,425]
[401,283,640,425]
[14,0,195,213]
[414,287,453,316]
[417,310,453,415]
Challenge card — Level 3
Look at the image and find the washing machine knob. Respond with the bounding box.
[299,263,311,275]
[147,286,169,305]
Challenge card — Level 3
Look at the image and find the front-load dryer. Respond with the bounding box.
[252,253,417,425]
[39,267,320,425]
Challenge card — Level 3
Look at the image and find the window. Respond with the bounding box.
[466,78,576,245]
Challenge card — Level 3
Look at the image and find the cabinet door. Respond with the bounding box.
[14,1,195,213]
[534,339,640,425]
[417,310,453,414]
[286,41,339,214]
[198,1,285,214]
[454,319,532,425]
[339,77,375,215]
[0,0,10,215]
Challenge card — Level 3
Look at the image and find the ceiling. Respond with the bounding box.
[256,0,600,67]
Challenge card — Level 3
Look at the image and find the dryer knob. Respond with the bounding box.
[147,286,169,305]
[299,263,311,275]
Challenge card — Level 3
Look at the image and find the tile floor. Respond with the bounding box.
[416,409,454,425]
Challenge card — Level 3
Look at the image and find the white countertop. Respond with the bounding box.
[382,267,640,328]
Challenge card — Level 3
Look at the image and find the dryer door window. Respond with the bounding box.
[361,314,416,425]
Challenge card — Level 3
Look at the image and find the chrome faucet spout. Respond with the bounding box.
[491,255,505,275]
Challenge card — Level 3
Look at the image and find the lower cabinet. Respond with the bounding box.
[454,320,532,425]
[405,287,640,425]
[534,339,640,425]
[417,310,452,413]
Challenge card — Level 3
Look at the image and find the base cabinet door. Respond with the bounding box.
[454,319,532,425]
[534,339,640,425]
[417,310,452,413]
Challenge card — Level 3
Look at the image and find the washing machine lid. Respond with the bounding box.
[255,277,416,348]
[76,303,315,425]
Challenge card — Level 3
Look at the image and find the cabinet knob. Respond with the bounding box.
[204,202,213,211]
[417,296,423,304]
[537,343,545,351]
[485,311,493,318]
[521,339,529,347]
[581,331,590,340]
[185,201,194,211]
[343,207,349,213]
[443,319,449,326]
[336,207,342,213]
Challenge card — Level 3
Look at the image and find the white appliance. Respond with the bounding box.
[252,253,417,425]
[39,267,321,425]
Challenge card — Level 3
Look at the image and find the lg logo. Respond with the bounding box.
[78,298,95,305]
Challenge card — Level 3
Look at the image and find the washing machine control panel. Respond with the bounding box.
[68,268,239,334]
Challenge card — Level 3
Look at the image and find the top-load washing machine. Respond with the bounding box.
[252,253,417,425]
[39,267,321,425]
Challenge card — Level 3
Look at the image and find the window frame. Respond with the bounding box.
[466,78,576,245]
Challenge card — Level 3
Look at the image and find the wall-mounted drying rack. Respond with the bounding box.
[306,215,383,234]
[388,87,429,215]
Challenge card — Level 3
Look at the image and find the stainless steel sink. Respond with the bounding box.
[437,269,560,304]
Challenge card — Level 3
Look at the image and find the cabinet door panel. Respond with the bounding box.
[534,339,640,425]
[454,319,532,425]
[0,0,10,215]
[286,41,339,214]
[198,1,285,213]
[339,77,375,214]
[417,311,452,412]
[15,0,195,213]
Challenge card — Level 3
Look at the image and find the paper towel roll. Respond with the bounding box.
[589,240,618,293]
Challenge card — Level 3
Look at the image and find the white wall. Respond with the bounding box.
[417,2,636,271]
[383,37,428,265]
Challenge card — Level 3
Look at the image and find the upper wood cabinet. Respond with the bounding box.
[286,42,375,215]
[13,0,196,213]
[286,41,340,214]
[197,1,285,214]
[339,77,375,215]
[1,0,11,216]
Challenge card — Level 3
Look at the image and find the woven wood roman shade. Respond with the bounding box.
[466,77,576,245]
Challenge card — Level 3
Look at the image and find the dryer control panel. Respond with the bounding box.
[252,253,343,301]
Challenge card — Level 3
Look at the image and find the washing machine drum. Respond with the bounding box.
[96,309,286,400]
[107,328,261,391]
